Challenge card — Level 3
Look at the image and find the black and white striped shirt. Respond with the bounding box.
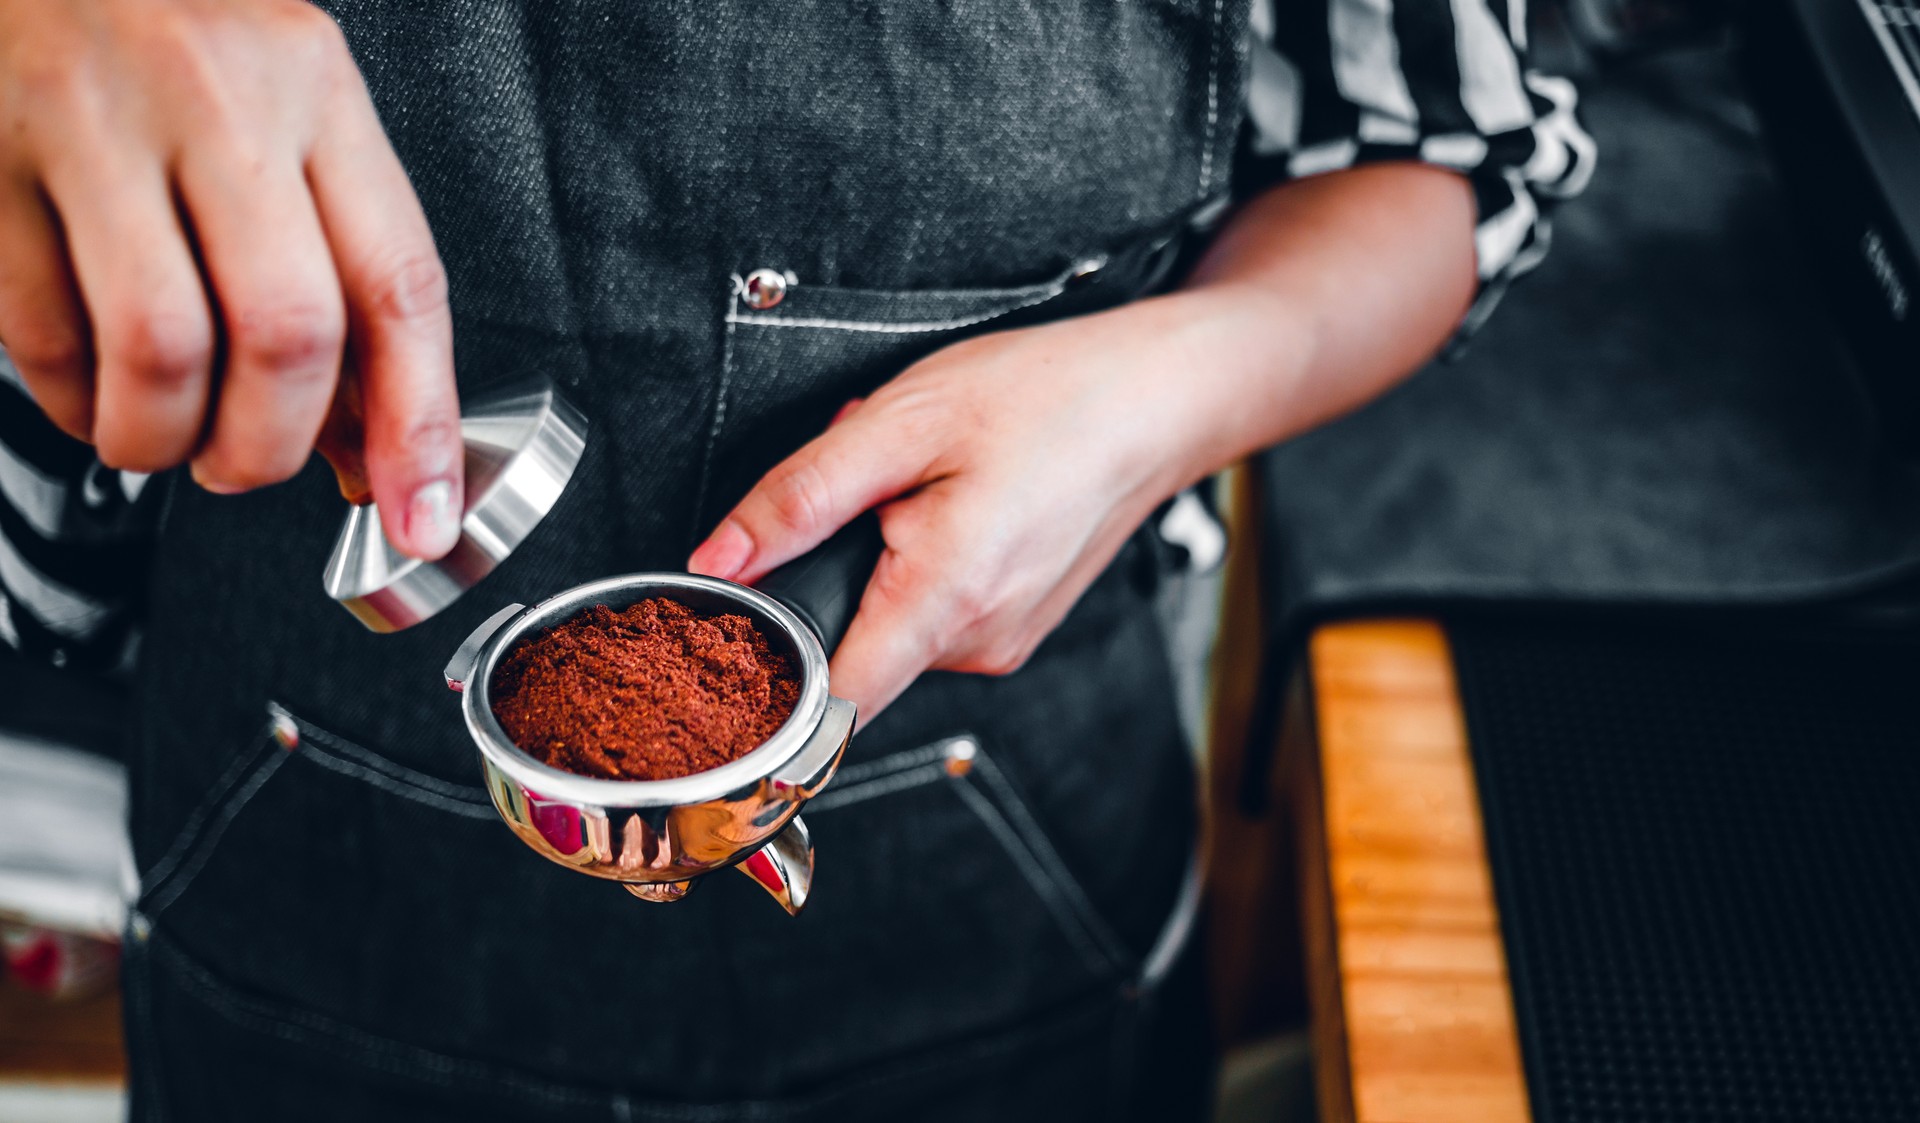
[1245,0,1594,333]
[0,360,152,673]
[0,2,1592,671]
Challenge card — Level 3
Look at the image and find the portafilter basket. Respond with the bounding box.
[441,517,882,916]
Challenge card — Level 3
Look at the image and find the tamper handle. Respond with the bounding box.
[755,514,884,657]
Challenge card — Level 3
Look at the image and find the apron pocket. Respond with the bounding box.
[805,734,1130,977]
[132,915,1132,1123]
[133,706,1132,1100]
[699,242,1171,528]
[724,264,1085,336]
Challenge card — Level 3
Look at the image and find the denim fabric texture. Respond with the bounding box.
[125,0,1246,1117]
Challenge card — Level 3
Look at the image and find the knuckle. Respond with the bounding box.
[228,299,343,374]
[398,413,460,457]
[275,2,347,46]
[10,53,87,114]
[767,459,834,536]
[270,3,352,78]
[7,65,98,153]
[113,308,212,391]
[965,644,1032,678]
[1,323,88,377]
[944,574,999,632]
[136,11,221,88]
[862,548,918,607]
[363,253,448,323]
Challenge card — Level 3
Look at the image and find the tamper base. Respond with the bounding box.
[323,381,586,633]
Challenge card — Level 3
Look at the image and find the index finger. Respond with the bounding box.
[690,406,931,585]
[307,82,462,560]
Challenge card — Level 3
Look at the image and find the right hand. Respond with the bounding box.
[0,0,463,559]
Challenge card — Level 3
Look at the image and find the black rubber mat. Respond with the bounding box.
[1450,617,1920,1122]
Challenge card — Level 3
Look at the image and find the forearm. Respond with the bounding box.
[1147,161,1479,491]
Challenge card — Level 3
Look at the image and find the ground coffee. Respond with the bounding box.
[490,598,801,781]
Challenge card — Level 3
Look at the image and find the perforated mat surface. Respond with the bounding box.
[1450,619,1920,1122]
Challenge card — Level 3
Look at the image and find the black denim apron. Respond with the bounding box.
[122,2,1247,1119]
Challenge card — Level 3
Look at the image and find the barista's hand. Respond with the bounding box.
[687,292,1273,721]
[689,164,1479,722]
[0,0,462,559]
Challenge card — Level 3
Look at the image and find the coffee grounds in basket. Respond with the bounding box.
[489,598,801,781]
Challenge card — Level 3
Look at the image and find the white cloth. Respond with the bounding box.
[0,732,136,939]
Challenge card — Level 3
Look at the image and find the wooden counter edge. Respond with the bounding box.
[1293,619,1531,1123]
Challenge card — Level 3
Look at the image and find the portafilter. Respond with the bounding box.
[442,517,884,916]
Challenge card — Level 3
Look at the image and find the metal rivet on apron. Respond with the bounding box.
[268,702,301,751]
[1068,256,1107,284]
[943,737,978,777]
[742,268,788,310]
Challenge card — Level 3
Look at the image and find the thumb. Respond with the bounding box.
[825,546,941,724]
[688,409,928,585]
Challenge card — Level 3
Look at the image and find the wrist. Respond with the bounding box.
[1139,284,1320,489]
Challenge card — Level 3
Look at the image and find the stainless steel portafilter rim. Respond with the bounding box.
[442,567,855,914]
[452,573,832,808]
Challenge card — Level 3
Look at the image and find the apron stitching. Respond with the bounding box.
[822,738,957,785]
[615,999,1110,1120]
[152,919,1104,1121]
[950,778,1118,977]
[969,750,1133,967]
[803,762,947,812]
[123,915,170,1121]
[813,734,1133,973]
[148,930,611,1108]
[138,723,277,892]
[296,747,499,820]
[1198,0,1225,197]
[285,709,491,803]
[143,747,291,918]
[691,279,740,537]
[724,269,1074,335]
[1134,849,1204,991]
[150,464,179,547]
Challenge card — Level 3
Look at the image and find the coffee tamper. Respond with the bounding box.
[322,379,588,632]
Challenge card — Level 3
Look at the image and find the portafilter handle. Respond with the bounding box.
[753,513,885,657]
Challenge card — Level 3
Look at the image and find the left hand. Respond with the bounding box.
[688,290,1284,722]
[689,163,1478,723]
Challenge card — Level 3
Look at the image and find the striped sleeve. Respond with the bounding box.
[1239,0,1596,339]
[0,350,157,674]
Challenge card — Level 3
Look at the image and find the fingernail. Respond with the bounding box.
[688,520,752,580]
[405,479,462,559]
